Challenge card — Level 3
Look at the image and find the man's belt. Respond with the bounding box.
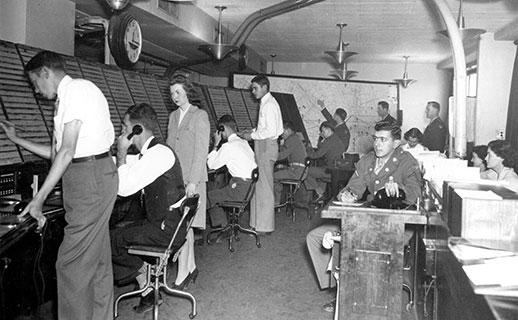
[72,151,110,163]
[290,162,305,168]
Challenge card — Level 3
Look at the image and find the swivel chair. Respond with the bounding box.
[275,157,312,222]
[114,194,200,320]
[207,168,261,252]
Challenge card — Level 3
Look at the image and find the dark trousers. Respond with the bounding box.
[57,157,118,320]
[110,218,185,282]
[207,178,251,227]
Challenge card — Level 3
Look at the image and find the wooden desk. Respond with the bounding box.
[325,166,355,198]
[322,204,427,320]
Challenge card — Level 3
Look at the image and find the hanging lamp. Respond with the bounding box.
[437,0,486,42]
[394,56,416,88]
[105,0,129,10]
[199,6,239,61]
[324,23,357,64]
[330,62,357,81]
[270,54,277,75]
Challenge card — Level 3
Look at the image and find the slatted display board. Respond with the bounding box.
[0,40,175,167]
[224,88,253,131]
[102,65,133,136]
[140,73,169,141]
[0,41,50,164]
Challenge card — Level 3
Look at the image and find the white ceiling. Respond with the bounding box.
[192,0,518,64]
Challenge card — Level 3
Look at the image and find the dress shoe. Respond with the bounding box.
[133,291,163,314]
[171,267,199,291]
[322,298,336,313]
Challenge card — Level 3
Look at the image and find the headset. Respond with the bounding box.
[127,124,143,140]
[217,125,225,134]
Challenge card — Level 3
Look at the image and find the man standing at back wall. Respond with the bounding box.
[422,101,447,153]
[240,75,283,234]
[0,51,118,319]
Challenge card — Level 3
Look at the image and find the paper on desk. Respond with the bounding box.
[462,256,518,287]
[450,243,514,263]
[454,189,503,200]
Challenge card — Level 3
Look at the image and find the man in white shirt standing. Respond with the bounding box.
[1,51,118,319]
[206,115,257,240]
[240,75,283,235]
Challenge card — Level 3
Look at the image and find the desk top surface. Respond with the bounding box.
[322,202,428,224]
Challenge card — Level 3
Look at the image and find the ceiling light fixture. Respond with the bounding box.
[199,6,238,61]
[330,62,357,81]
[437,0,486,42]
[270,54,277,75]
[324,23,357,64]
[105,0,130,10]
[394,56,416,88]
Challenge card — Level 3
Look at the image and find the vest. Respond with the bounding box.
[143,138,186,229]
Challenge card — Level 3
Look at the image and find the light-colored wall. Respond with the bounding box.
[270,61,451,137]
[0,0,74,55]
[475,33,516,144]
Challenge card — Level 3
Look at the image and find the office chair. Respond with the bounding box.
[275,157,312,221]
[207,168,261,252]
[114,194,200,320]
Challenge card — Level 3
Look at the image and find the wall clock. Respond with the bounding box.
[108,13,142,69]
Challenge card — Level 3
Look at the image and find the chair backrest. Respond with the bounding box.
[242,167,259,205]
[299,156,312,181]
[166,194,200,253]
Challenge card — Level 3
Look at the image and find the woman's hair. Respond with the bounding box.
[488,140,518,170]
[472,145,488,169]
[403,128,423,142]
[169,75,202,107]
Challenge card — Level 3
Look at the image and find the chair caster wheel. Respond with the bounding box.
[235,236,240,241]
[405,303,413,311]
[257,243,261,248]
[229,247,235,252]
[189,312,196,319]
[207,239,214,246]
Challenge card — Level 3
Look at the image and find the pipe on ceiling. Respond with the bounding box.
[432,0,467,158]
[229,0,327,47]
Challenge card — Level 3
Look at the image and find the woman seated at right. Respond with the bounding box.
[485,140,518,192]
[472,145,497,180]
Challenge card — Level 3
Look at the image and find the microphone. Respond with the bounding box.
[127,125,143,140]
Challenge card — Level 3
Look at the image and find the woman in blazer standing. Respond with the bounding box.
[166,75,210,289]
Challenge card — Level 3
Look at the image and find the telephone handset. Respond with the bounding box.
[127,125,143,140]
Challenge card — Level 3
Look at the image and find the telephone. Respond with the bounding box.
[127,124,143,140]
[217,125,224,134]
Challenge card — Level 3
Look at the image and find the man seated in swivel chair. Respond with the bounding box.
[206,115,257,239]
[273,121,307,205]
[111,103,187,314]
[306,120,422,313]
[305,121,345,202]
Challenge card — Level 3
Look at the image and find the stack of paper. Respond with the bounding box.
[462,256,518,297]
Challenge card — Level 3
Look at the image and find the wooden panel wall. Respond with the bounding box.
[0,40,173,166]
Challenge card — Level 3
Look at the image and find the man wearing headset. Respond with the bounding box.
[111,103,187,314]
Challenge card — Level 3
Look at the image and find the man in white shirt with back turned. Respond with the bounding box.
[207,115,257,236]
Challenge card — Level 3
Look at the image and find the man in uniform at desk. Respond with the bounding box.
[206,115,257,236]
[306,120,421,313]
[111,103,187,313]
[305,121,345,202]
[0,51,118,319]
[273,121,307,205]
